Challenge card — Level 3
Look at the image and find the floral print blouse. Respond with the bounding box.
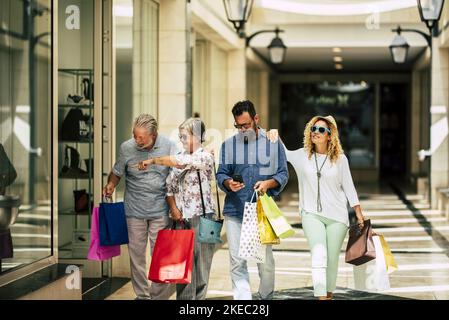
[166,148,216,219]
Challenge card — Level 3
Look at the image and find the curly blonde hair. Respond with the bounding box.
[303,115,344,163]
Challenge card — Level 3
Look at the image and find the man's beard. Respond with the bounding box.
[239,125,258,142]
[137,141,152,150]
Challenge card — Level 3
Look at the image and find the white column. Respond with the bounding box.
[158,0,189,137]
[268,75,280,131]
[259,71,269,129]
[430,42,449,206]
[410,70,422,177]
[226,48,246,132]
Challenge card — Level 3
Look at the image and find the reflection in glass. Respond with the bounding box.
[114,0,159,200]
[57,0,95,260]
[0,0,52,273]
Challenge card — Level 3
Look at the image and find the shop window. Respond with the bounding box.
[114,0,159,200]
[0,0,52,274]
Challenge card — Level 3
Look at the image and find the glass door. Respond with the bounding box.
[101,0,113,278]
[57,0,105,281]
[0,0,53,276]
[114,0,159,200]
[58,0,93,261]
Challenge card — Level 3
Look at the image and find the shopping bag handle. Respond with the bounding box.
[197,170,207,218]
[170,219,191,230]
[250,190,260,203]
[349,219,372,236]
[102,195,113,203]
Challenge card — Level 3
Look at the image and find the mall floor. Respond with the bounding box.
[106,180,449,300]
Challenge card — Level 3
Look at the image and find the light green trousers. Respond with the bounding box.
[301,210,348,297]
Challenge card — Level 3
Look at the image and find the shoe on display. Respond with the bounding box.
[67,94,84,104]
[59,146,90,178]
[82,78,94,101]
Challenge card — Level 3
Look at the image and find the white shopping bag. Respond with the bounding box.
[238,192,266,263]
[353,235,390,292]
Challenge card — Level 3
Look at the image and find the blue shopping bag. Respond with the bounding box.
[99,201,129,246]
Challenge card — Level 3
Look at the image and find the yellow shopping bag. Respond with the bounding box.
[378,234,398,274]
[257,200,280,245]
[259,194,295,239]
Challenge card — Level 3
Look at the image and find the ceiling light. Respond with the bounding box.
[333,56,343,62]
[335,64,343,70]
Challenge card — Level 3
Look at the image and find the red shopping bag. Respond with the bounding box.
[87,207,121,261]
[148,223,194,284]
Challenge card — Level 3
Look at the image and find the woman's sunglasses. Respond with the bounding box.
[311,125,331,135]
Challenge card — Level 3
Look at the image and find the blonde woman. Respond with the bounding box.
[137,117,217,300]
[268,115,365,300]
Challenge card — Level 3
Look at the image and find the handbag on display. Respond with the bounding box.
[61,107,89,141]
[345,219,376,266]
[73,189,89,213]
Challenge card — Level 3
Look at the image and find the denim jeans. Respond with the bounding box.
[225,215,275,300]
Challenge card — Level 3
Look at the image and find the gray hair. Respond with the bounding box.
[133,114,158,133]
[179,117,205,143]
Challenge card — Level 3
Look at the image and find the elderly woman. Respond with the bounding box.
[137,117,218,300]
[268,115,366,300]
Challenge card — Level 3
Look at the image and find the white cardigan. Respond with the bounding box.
[285,147,359,226]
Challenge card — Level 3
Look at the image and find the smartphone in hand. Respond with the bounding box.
[232,174,244,184]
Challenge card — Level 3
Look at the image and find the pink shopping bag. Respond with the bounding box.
[87,207,121,261]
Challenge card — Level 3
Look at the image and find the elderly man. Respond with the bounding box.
[103,114,177,300]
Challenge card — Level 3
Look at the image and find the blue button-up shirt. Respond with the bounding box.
[216,128,289,218]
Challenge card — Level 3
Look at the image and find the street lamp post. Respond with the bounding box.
[415,0,444,204]
[417,0,445,35]
[390,24,433,201]
[222,2,287,65]
[389,26,431,64]
[246,28,287,65]
[390,1,445,203]
[389,28,411,64]
[222,0,254,37]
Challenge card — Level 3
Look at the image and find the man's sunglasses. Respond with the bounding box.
[234,122,253,130]
[311,125,331,135]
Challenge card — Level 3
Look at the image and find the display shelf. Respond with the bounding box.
[59,210,91,216]
[58,68,95,258]
[59,139,92,143]
[58,104,93,109]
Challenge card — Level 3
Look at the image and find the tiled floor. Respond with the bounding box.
[106,182,449,300]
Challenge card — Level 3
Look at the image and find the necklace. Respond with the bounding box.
[314,152,328,212]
